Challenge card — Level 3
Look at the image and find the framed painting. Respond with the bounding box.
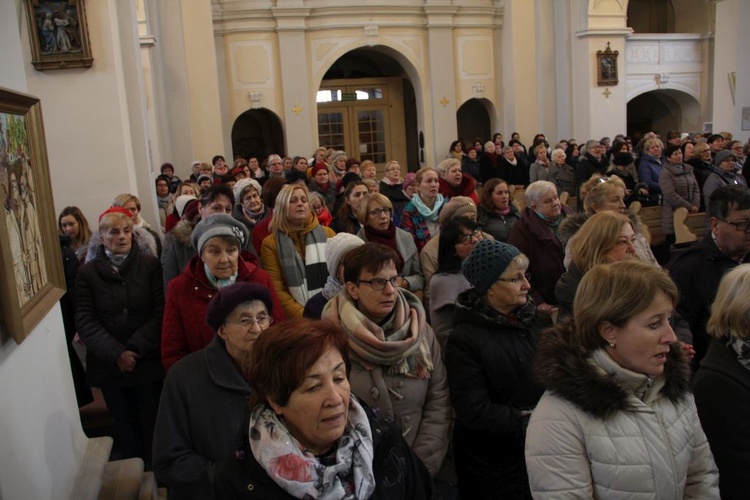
[597,42,619,87]
[0,88,65,344]
[24,0,93,71]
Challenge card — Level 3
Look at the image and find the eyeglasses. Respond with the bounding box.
[457,228,482,245]
[358,276,399,291]
[496,273,531,285]
[719,219,750,233]
[225,315,273,330]
[368,207,393,218]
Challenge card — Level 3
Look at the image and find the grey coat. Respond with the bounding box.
[659,162,700,235]
[153,336,251,500]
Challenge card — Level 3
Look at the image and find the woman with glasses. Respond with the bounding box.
[429,217,484,349]
[446,239,551,498]
[161,214,283,371]
[556,211,636,322]
[153,282,274,499]
[356,193,424,292]
[321,243,451,478]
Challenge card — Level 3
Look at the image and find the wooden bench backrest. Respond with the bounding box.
[630,201,665,246]
[674,207,707,244]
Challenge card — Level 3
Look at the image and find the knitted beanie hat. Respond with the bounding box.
[403,172,417,190]
[345,158,361,171]
[191,213,249,255]
[715,150,737,166]
[325,233,365,277]
[233,178,262,204]
[175,195,197,217]
[341,172,362,189]
[439,196,477,225]
[462,239,521,294]
[311,162,328,178]
[182,199,200,222]
[197,174,212,185]
[205,282,273,331]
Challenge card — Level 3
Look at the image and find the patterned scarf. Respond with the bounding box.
[242,204,266,225]
[249,397,376,500]
[410,193,444,223]
[363,223,403,270]
[203,263,238,289]
[323,289,433,378]
[727,335,750,371]
[276,219,329,306]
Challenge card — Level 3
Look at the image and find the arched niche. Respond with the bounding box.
[627,89,702,137]
[231,108,285,162]
[456,98,496,147]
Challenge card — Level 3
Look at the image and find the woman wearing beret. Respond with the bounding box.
[153,283,274,499]
[446,239,551,499]
[161,213,283,371]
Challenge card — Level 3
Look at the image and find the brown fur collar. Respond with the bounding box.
[170,219,195,247]
[534,325,691,419]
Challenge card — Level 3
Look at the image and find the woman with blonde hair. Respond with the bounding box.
[556,211,636,321]
[694,264,750,499]
[400,166,445,252]
[637,137,665,205]
[526,260,719,498]
[436,157,479,204]
[560,174,656,267]
[260,184,335,317]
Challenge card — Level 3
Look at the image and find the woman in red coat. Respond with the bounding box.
[161,214,283,371]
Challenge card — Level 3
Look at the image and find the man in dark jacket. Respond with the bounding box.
[668,184,750,371]
[574,140,607,206]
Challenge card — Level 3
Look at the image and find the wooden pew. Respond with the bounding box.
[630,201,665,246]
[674,207,707,244]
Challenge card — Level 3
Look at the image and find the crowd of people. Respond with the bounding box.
[56,130,750,499]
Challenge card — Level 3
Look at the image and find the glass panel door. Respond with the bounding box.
[356,108,388,164]
[317,109,347,153]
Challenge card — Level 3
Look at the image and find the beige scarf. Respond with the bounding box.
[323,289,433,378]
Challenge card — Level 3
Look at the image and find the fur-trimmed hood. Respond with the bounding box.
[534,326,691,419]
[85,226,159,263]
[170,219,195,247]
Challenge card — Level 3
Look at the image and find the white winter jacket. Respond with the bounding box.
[525,328,719,499]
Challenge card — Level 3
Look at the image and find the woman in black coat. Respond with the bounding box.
[694,265,750,500]
[75,207,164,465]
[446,239,551,499]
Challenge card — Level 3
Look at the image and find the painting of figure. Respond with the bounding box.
[0,113,47,308]
[24,0,93,70]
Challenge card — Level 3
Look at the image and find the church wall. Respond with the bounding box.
[0,3,87,499]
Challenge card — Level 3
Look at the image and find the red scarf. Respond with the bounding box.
[364,222,404,270]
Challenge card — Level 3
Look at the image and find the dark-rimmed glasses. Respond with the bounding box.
[457,228,482,245]
[358,276,398,291]
[496,273,531,285]
[719,218,750,233]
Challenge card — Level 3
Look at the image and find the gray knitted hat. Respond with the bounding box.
[325,233,365,277]
[462,239,521,294]
[191,213,249,254]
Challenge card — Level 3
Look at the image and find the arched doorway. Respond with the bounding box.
[231,108,285,162]
[627,89,701,139]
[457,98,493,149]
[317,47,418,173]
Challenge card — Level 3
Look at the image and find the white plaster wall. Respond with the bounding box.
[0,5,87,499]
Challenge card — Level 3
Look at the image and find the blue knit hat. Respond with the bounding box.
[462,239,521,294]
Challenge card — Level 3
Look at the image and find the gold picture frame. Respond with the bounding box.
[0,87,65,344]
[24,0,93,71]
[597,42,619,87]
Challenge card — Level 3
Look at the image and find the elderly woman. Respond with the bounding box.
[448,239,551,499]
[429,217,484,349]
[477,178,520,243]
[329,150,348,187]
[659,144,700,246]
[498,146,529,188]
[528,144,551,183]
[75,208,165,465]
[213,318,436,498]
[261,184,336,318]
[330,181,369,234]
[687,141,715,195]
[231,178,268,231]
[548,148,575,196]
[309,191,333,227]
[322,243,451,477]
[560,174,656,267]
[113,193,162,254]
[637,137,665,205]
[462,147,481,182]
[161,214,283,371]
[479,141,500,182]
[556,211,636,322]
[526,260,719,498]
[508,180,573,314]
[59,206,93,262]
[307,162,337,212]
[704,150,748,225]
[165,182,201,233]
[400,166,446,252]
[694,265,750,500]
[436,157,479,204]
[154,283,274,499]
[360,159,377,180]
[357,193,424,292]
[379,160,411,224]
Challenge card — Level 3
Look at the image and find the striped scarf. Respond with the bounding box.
[276,224,329,306]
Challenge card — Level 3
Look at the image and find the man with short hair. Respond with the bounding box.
[161,185,251,288]
[668,184,750,371]
[574,139,607,203]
